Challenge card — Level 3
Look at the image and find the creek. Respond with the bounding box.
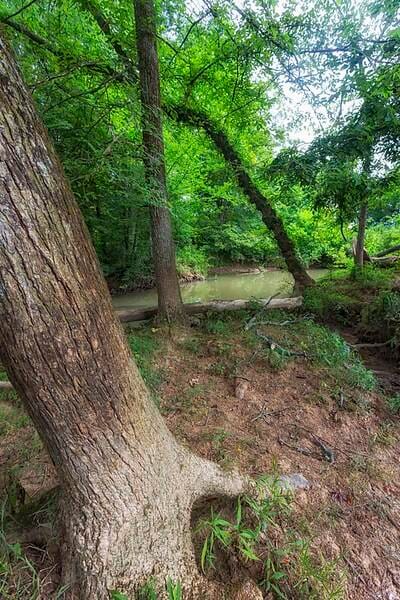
[112,268,328,310]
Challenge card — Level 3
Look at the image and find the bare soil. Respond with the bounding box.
[154,322,400,599]
[0,316,399,599]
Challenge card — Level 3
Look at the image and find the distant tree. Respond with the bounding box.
[134,0,184,320]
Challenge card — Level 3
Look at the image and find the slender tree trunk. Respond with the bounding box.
[0,35,246,599]
[169,105,314,293]
[354,201,368,268]
[133,0,184,320]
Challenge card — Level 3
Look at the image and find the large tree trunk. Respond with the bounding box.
[134,0,184,321]
[0,35,246,599]
[168,105,314,294]
[355,201,368,268]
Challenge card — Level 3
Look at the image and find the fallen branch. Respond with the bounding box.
[374,243,400,258]
[278,437,313,456]
[311,433,335,463]
[255,329,307,358]
[370,255,399,266]
[244,294,278,330]
[251,404,297,423]
[352,340,391,349]
[257,314,313,327]
[117,296,303,323]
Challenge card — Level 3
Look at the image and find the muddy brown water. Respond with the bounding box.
[112,268,328,310]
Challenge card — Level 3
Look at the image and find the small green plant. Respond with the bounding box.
[207,428,231,465]
[0,502,40,599]
[0,403,30,436]
[196,473,346,599]
[350,264,393,289]
[293,540,345,599]
[197,475,292,573]
[198,501,260,573]
[203,316,231,336]
[303,280,356,323]
[388,394,400,413]
[262,347,289,370]
[181,337,203,355]
[297,321,375,391]
[112,591,129,600]
[207,361,227,376]
[370,421,397,447]
[136,579,158,599]
[166,578,182,600]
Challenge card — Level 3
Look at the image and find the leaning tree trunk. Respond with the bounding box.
[355,201,368,268]
[169,105,314,294]
[134,0,184,321]
[0,35,246,599]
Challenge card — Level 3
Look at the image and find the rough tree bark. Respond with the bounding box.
[0,35,247,599]
[133,0,184,321]
[169,105,314,293]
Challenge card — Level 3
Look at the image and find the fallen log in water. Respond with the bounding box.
[116,296,303,323]
[0,298,303,390]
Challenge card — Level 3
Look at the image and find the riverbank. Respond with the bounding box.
[0,297,398,598]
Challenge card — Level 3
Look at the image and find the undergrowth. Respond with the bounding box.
[303,265,396,325]
[388,393,400,413]
[245,308,375,391]
[195,475,346,599]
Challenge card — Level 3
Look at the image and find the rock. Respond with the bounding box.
[235,377,249,400]
[232,580,264,600]
[277,473,310,492]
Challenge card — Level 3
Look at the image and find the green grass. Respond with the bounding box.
[0,404,30,437]
[250,315,375,392]
[303,280,357,323]
[361,289,400,346]
[303,265,396,324]
[127,331,164,397]
[300,321,375,390]
[349,264,394,289]
[388,393,400,413]
[195,475,346,599]
[0,502,40,600]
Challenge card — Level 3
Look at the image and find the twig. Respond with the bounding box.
[1,0,39,22]
[343,556,368,586]
[244,294,279,330]
[252,404,297,422]
[255,329,307,358]
[257,314,314,327]
[290,423,372,459]
[311,433,335,463]
[278,437,313,456]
